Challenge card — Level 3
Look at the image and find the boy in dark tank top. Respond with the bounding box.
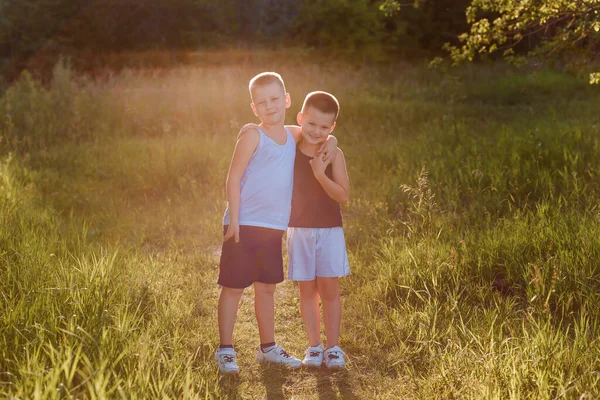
[287,91,351,369]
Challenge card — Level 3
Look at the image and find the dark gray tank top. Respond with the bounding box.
[288,148,342,228]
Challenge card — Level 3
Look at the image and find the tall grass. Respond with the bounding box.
[1,54,599,398]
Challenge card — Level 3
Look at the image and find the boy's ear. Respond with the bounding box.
[285,92,291,109]
[329,121,336,133]
[250,102,258,117]
[296,111,303,125]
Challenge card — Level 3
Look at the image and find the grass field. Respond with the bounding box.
[1,52,599,399]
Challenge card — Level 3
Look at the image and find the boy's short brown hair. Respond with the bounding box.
[249,72,286,99]
[301,91,340,120]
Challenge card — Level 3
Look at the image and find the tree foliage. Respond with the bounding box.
[386,0,600,82]
[3,0,597,81]
[450,0,600,79]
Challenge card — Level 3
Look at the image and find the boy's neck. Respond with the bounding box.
[258,122,285,137]
[297,139,321,157]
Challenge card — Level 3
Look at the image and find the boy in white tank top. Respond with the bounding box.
[214,72,338,374]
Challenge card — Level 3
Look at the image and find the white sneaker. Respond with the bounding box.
[302,344,324,367]
[256,345,302,368]
[214,348,240,374]
[323,345,346,369]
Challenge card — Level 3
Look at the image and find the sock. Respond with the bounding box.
[219,344,234,350]
[309,343,322,349]
[260,342,276,353]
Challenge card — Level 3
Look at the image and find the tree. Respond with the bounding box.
[382,0,600,83]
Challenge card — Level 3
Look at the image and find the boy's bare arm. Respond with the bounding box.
[237,124,337,162]
[238,124,302,141]
[310,148,349,204]
[286,125,338,162]
[224,129,260,243]
[286,125,302,141]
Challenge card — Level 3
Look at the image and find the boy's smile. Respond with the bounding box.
[251,82,290,125]
[297,106,336,146]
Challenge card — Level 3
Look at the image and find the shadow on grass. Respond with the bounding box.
[258,364,292,400]
[217,373,241,399]
[310,368,359,400]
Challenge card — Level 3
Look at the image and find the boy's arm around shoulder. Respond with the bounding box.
[314,147,349,204]
[224,129,260,243]
[286,125,338,162]
[285,125,302,142]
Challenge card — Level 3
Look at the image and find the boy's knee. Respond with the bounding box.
[317,278,340,302]
[299,280,318,295]
[221,287,245,297]
[254,282,276,296]
[320,290,340,303]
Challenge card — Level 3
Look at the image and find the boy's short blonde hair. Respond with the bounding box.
[249,72,286,99]
[302,91,340,120]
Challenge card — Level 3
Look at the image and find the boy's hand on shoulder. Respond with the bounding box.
[318,136,338,163]
[309,154,328,180]
[223,224,240,243]
[237,123,260,140]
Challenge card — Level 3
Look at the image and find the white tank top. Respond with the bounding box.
[223,127,296,231]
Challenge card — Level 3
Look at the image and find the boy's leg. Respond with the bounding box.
[218,286,245,346]
[316,277,341,348]
[254,281,276,344]
[298,280,321,347]
[254,281,302,368]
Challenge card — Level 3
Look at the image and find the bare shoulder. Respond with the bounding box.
[236,128,260,152]
[333,147,346,163]
[239,127,260,142]
[237,123,261,139]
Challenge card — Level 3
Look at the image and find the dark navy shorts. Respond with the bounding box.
[218,225,285,289]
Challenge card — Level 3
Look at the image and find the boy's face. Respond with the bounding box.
[251,82,290,125]
[297,106,336,145]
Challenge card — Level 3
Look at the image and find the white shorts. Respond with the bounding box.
[287,227,350,281]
